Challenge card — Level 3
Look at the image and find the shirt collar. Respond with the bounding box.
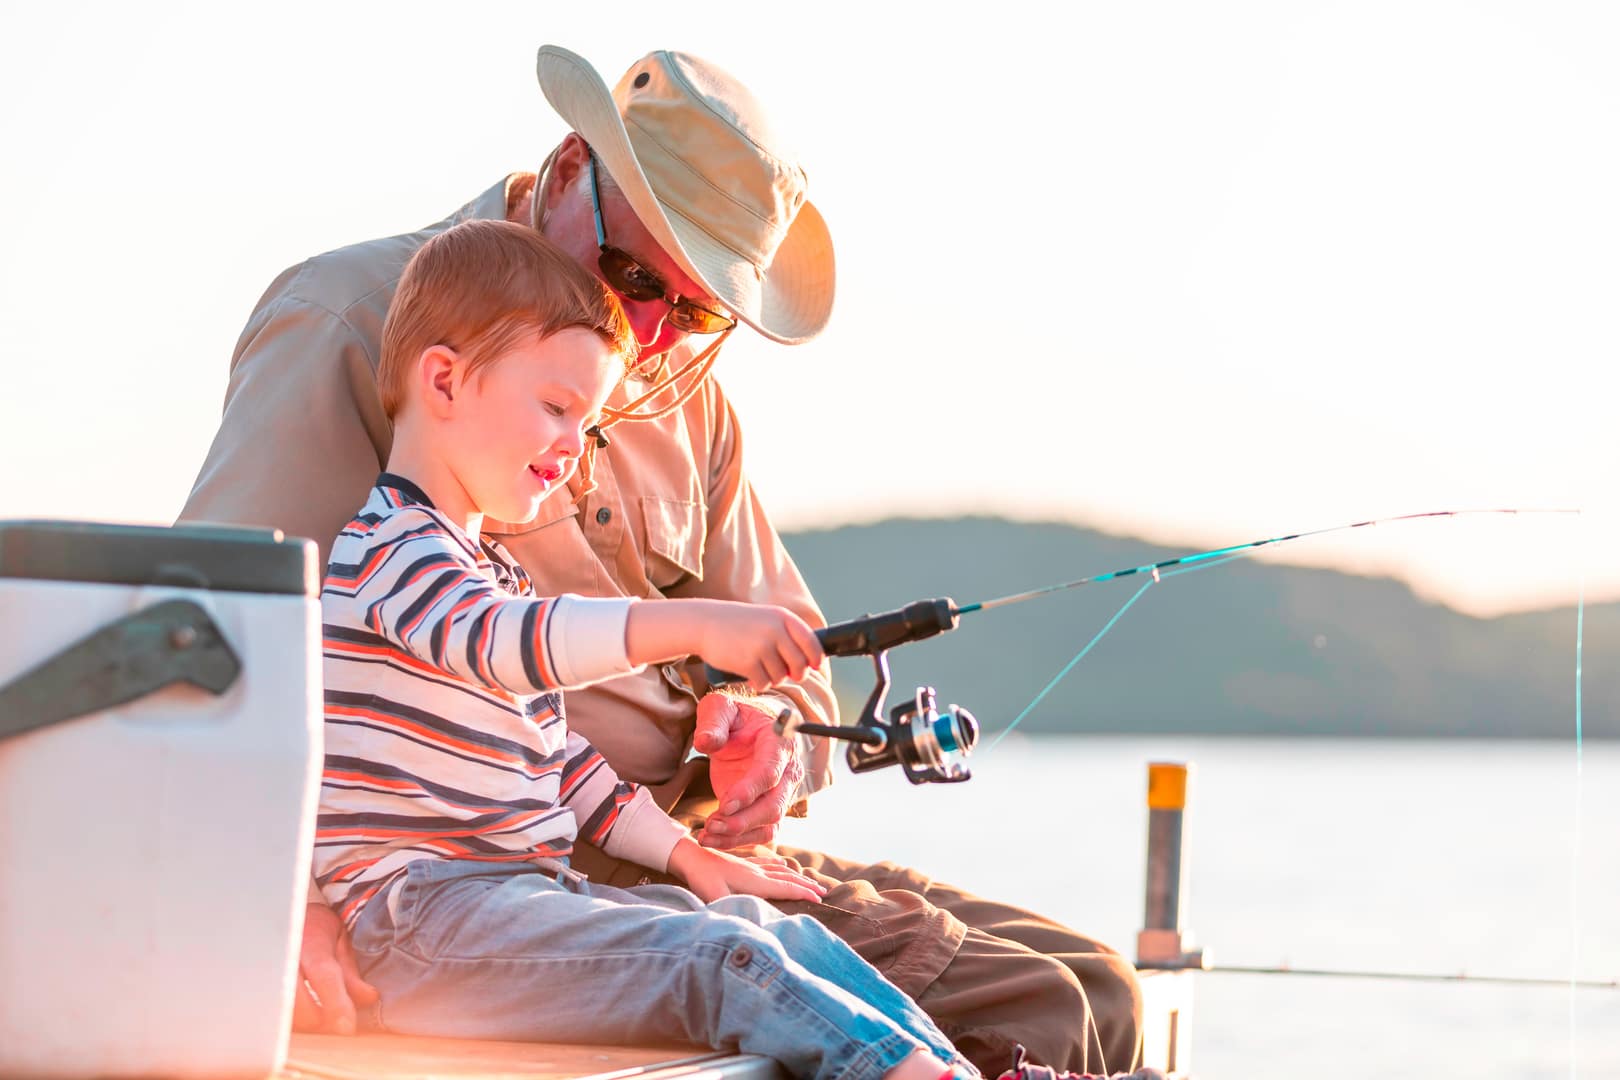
[375,472,438,510]
[455,174,531,227]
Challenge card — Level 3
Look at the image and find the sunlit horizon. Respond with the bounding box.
[3,2,1615,619]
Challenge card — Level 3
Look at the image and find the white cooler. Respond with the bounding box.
[0,521,322,1079]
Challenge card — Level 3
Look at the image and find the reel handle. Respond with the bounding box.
[702,597,958,688]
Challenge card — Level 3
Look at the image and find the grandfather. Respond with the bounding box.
[181,45,1143,1076]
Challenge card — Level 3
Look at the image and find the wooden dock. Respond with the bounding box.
[282,1034,784,1080]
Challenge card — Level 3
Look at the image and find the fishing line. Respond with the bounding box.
[969,506,1598,1039]
[1152,963,1618,991]
[954,508,1579,618]
[981,578,1157,753]
[985,546,1271,748]
[1569,511,1586,1076]
[971,509,1581,747]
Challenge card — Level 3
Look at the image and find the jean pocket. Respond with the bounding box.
[377,861,465,948]
[349,868,416,958]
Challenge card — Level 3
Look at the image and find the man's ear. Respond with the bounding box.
[417,344,462,418]
[541,133,590,219]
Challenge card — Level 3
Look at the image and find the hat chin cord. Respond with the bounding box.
[572,327,731,500]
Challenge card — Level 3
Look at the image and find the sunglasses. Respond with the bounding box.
[587,154,737,336]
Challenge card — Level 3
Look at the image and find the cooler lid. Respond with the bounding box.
[0,521,318,597]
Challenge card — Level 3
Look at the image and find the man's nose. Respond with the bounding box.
[626,299,670,351]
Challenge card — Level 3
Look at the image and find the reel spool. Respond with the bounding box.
[847,685,978,784]
[775,649,979,785]
[711,597,980,785]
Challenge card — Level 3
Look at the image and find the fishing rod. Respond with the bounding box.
[955,507,1578,616]
[704,508,1579,784]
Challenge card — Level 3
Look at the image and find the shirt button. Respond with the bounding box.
[595,508,613,525]
[730,946,753,967]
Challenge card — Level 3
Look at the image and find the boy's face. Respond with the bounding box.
[448,327,619,525]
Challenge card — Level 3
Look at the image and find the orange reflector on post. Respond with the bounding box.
[1147,762,1189,810]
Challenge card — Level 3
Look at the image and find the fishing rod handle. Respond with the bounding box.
[702,597,959,688]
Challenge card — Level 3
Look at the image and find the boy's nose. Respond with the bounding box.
[558,424,587,459]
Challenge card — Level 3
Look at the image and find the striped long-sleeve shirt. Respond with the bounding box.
[312,475,689,925]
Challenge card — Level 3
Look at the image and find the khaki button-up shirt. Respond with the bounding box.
[180,176,838,795]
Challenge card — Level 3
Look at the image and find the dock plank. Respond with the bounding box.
[281,1034,784,1080]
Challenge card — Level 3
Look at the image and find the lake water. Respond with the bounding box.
[777,737,1619,1079]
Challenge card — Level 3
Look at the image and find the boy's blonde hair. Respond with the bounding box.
[379,219,636,418]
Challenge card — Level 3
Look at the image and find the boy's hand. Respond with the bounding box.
[693,604,823,689]
[666,836,826,905]
[626,600,824,690]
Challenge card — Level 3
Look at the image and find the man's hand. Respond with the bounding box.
[292,903,380,1034]
[693,694,805,849]
[666,836,825,904]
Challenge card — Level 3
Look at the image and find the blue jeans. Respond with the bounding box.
[349,859,977,1080]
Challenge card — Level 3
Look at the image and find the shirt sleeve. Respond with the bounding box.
[678,381,840,803]
[343,518,643,695]
[176,281,393,568]
[558,730,688,871]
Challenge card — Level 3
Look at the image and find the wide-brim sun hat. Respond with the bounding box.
[536,45,834,346]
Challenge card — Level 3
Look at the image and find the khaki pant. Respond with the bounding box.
[568,764,1143,1076]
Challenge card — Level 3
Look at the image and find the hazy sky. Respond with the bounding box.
[2,2,1615,615]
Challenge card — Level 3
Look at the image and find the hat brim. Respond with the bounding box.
[536,45,834,345]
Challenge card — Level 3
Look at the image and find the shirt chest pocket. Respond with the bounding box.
[641,494,706,592]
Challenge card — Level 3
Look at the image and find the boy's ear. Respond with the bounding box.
[417,344,462,418]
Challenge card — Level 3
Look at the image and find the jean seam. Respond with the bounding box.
[727,944,921,1080]
[391,935,699,965]
[374,875,935,1080]
[378,940,911,1080]
[831,1032,924,1080]
[384,878,684,965]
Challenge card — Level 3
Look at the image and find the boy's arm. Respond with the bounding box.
[556,732,824,902]
[557,730,688,872]
[352,517,642,695]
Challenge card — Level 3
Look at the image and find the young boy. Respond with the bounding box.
[308,219,975,1080]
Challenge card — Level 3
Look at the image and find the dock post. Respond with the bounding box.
[1134,761,1203,1077]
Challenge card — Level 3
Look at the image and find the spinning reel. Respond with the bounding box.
[704,598,979,785]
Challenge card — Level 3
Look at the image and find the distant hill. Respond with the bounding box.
[780,517,1614,739]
